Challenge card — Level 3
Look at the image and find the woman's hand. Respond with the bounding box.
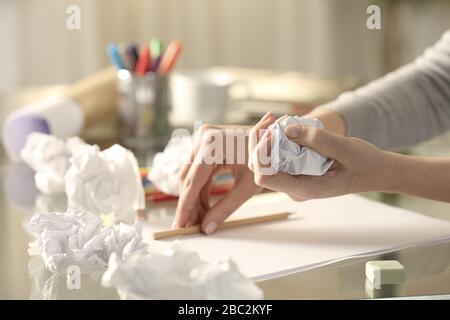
[173,112,277,234]
[251,123,395,201]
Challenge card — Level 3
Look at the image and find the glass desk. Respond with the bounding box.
[1,163,449,300]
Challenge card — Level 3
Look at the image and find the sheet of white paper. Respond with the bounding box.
[143,194,450,281]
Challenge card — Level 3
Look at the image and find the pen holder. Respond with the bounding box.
[116,70,171,160]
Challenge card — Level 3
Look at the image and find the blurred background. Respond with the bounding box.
[1,0,450,88]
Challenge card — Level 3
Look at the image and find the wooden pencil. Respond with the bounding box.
[152,212,291,240]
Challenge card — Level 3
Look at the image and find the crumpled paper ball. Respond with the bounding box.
[148,135,193,196]
[65,144,145,223]
[28,256,119,300]
[101,242,263,300]
[27,208,148,273]
[20,133,89,194]
[270,116,334,175]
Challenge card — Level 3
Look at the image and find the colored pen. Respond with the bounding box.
[125,44,140,71]
[150,39,163,72]
[135,45,151,76]
[107,43,125,70]
[158,41,182,75]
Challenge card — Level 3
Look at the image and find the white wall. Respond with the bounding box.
[0,0,449,90]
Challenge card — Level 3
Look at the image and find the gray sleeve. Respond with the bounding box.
[318,30,450,150]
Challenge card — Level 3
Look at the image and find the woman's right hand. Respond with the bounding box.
[173,112,277,234]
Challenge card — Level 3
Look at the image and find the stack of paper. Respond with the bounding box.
[144,193,450,281]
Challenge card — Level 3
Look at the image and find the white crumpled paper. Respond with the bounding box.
[270,116,334,176]
[28,256,119,300]
[27,208,148,273]
[101,242,263,300]
[65,144,145,223]
[20,133,88,194]
[148,135,193,196]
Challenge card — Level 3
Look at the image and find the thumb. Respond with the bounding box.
[284,124,348,160]
[201,182,256,235]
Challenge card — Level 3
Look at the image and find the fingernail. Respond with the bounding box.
[285,125,301,138]
[171,221,177,229]
[204,221,218,234]
[260,112,271,122]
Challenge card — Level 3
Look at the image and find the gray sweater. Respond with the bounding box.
[319,31,450,150]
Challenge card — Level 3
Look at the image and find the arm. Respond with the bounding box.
[174,31,450,232]
[388,153,450,202]
[251,124,450,203]
[311,31,450,150]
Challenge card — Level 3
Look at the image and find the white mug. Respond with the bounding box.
[170,70,240,127]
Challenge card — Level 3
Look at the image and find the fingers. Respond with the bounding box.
[252,125,345,200]
[186,178,212,227]
[252,130,280,180]
[200,179,258,234]
[252,129,274,173]
[285,125,350,161]
[252,132,324,201]
[248,112,277,171]
[199,179,212,213]
[179,149,195,180]
[179,124,218,188]
[185,201,205,228]
[173,151,214,228]
[176,124,224,228]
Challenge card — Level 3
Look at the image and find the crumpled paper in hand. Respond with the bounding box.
[148,135,193,196]
[65,144,145,223]
[20,133,88,194]
[270,116,334,175]
[101,242,263,300]
[27,208,148,273]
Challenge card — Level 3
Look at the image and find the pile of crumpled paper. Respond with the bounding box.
[27,208,148,273]
[24,132,263,300]
[20,133,89,194]
[102,242,263,300]
[21,132,145,223]
[27,209,262,299]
